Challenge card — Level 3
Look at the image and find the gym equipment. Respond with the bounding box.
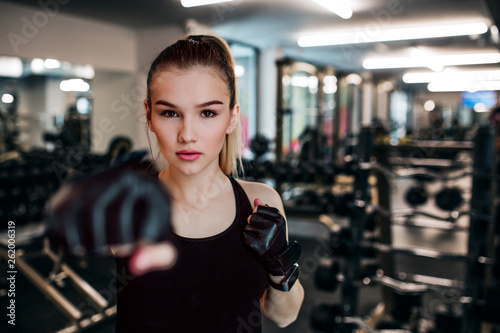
[435,188,463,211]
[0,235,116,333]
[310,125,498,333]
[310,303,412,333]
[333,192,355,216]
[483,285,500,324]
[106,136,132,166]
[405,186,428,206]
[462,126,496,333]
[391,291,422,323]
[434,312,463,333]
[327,231,500,274]
[314,259,379,293]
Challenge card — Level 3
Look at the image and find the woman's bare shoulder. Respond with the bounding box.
[235,178,285,213]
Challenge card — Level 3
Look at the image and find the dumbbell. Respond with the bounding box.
[333,193,354,216]
[435,187,463,211]
[405,186,428,206]
[273,161,289,182]
[321,162,338,185]
[328,236,500,277]
[433,312,462,333]
[295,189,321,207]
[314,259,380,293]
[319,192,336,214]
[310,303,412,333]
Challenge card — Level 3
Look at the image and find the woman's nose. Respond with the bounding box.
[177,117,197,143]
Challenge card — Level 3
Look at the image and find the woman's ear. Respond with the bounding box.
[226,104,240,134]
[145,100,154,133]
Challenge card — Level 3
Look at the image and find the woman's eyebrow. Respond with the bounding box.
[155,100,177,108]
[196,100,224,108]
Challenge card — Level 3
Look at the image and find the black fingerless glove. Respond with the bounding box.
[244,205,301,276]
[45,162,173,256]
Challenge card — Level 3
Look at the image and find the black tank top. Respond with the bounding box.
[115,177,269,333]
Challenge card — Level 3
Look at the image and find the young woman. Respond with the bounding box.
[113,35,304,332]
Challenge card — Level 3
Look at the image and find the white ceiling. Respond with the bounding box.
[3,0,500,78]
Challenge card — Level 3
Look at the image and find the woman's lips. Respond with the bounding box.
[176,150,201,161]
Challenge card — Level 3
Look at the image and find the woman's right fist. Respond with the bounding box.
[45,163,173,257]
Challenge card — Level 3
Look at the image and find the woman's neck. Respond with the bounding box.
[158,164,230,206]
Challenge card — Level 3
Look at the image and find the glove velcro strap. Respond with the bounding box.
[265,240,301,276]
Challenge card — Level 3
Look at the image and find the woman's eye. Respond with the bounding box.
[161,110,178,117]
[201,110,216,118]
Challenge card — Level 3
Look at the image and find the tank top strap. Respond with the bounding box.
[228,176,253,226]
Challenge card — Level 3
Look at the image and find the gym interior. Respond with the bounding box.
[0,0,500,332]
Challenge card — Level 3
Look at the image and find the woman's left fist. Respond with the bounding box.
[244,199,300,276]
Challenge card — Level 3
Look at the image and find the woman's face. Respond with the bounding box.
[146,67,239,176]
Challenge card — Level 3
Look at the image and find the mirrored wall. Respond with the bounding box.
[0,55,94,156]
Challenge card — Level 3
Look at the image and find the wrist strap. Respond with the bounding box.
[268,263,300,292]
[265,240,301,276]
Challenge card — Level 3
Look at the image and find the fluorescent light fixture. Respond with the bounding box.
[60,79,90,92]
[410,48,443,72]
[1,94,14,104]
[427,80,500,92]
[298,22,488,47]
[311,0,352,19]
[363,52,500,69]
[44,58,61,69]
[31,58,45,73]
[74,64,95,80]
[0,56,23,78]
[403,69,500,83]
[181,0,234,7]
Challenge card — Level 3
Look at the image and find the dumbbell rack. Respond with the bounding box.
[338,126,375,319]
[310,125,499,333]
[373,126,498,333]
[462,126,497,333]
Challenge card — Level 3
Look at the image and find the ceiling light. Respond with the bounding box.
[363,52,500,69]
[427,80,500,92]
[403,69,500,83]
[410,48,443,72]
[0,56,23,78]
[311,0,352,19]
[44,58,61,69]
[60,79,90,92]
[424,100,435,111]
[473,103,490,112]
[235,64,245,78]
[181,0,234,7]
[31,58,45,73]
[298,22,488,47]
[345,73,362,85]
[1,94,14,104]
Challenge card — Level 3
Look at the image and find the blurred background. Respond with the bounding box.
[0,0,499,332]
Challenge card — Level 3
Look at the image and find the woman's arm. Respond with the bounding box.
[238,180,305,327]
